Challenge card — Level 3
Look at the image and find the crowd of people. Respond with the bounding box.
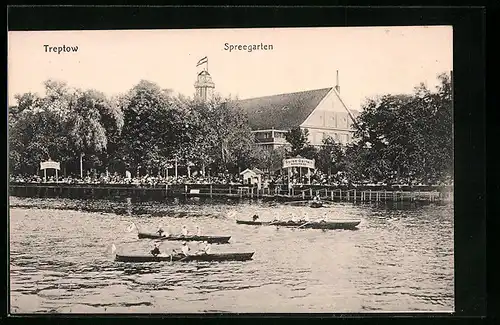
[9,168,453,188]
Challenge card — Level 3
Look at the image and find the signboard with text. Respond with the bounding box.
[282,158,315,169]
[40,161,60,170]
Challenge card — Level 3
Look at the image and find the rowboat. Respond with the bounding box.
[283,200,326,208]
[114,252,254,263]
[236,219,360,230]
[137,232,231,244]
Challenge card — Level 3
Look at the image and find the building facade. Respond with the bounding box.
[193,70,360,149]
[237,87,360,149]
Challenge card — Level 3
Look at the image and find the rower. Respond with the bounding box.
[150,243,161,257]
[181,241,190,256]
[195,225,202,236]
[181,225,189,236]
[252,214,259,221]
[157,224,165,236]
[202,241,211,254]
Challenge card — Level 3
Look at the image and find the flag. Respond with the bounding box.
[196,56,208,67]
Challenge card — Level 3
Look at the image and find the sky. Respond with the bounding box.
[8,26,452,111]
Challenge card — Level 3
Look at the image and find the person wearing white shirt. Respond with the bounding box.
[203,241,211,254]
[181,242,190,256]
[181,225,189,236]
[195,225,202,236]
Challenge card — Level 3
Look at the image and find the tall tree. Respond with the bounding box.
[117,80,185,175]
[67,89,109,177]
[185,95,255,174]
[316,136,344,176]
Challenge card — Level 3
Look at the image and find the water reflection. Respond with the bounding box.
[9,197,453,313]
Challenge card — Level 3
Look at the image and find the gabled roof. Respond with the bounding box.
[239,168,255,176]
[236,88,333,130]
[252,168,264,175]
[240,168,264,176]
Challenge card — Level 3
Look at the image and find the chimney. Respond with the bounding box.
[335,70,340,93]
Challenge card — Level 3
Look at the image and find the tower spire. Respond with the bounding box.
[335,70,340,93]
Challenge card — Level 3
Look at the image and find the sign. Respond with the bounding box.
[282,158,315,169]
[40,161,60,170]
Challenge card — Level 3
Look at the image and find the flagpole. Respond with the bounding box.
[206,58,208,72]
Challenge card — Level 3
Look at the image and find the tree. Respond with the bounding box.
[252,145,288,173]
[184,95,256,174]
[67,89,110,177]
[116,80,185,175]
[316,136,344,176]
[351,72,453,185]
[9,81,77,176]
[285,127,309,157]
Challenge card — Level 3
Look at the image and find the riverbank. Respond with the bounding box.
[9,183,452,203]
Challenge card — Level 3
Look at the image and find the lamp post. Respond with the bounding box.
[80,153,85,179]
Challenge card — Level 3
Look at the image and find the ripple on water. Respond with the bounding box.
[9,197,454,313]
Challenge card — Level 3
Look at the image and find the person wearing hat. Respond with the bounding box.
[150,243,161,257]
[181,225,189,237]
[195,225,202,236]
[181,241,190,256]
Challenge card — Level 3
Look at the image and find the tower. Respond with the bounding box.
[194,70,215,101]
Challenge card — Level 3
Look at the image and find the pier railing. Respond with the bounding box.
[9,182,452,203]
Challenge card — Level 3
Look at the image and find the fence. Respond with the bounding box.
[9,183,452,203]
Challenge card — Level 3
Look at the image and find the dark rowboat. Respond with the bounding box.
[115,252,254,263]
[236,219,360,230]
[137,232,231,244]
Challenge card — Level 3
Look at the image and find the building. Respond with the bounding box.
[237,80,360,149]
[194,70,215,101]
[193,69,360,149]
[239,168,264,188]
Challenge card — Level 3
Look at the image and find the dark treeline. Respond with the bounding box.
[9,73,453,186]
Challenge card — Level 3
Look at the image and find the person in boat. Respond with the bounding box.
[271,214,281,222]
[195,225,202,236]
[157,225,165,237]
[252,214,259,221]
[181,225,189,237]
[150,243,161,257]
[181,241,190,256]
[202,241,211,254]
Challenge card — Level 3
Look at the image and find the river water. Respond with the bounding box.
[9,196,454,314]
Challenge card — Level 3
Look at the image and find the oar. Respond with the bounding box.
[296,221,313,229]
[179,255,190,262]
[125,222,138,233]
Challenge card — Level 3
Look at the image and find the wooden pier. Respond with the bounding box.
[9,183,451,203]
